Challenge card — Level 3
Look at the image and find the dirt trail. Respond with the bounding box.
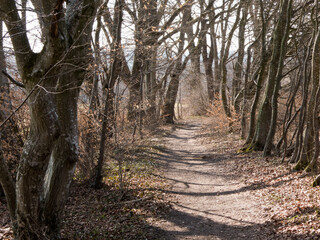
[153,119,268,240]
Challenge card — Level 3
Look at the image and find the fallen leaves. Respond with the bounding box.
[61,144,171,239]
[232,152,320,238]
[199,116,320,239]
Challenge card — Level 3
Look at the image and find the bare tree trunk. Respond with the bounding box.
[233,3,248,113]
[203,35,215,102]
[201,0,215,103]
[162,7,191,123]
[0,141,16,227]
[163,70,181,124]
[0,20,20,217]
[220,0,243,118]
[290,38,313,164]
[240,46,252,139]
[94,0,123,189]
[250,0,291,151]
[0,1,97,238]
[263,0,292,156]
[295,22,320,171]
[0,21,11,122]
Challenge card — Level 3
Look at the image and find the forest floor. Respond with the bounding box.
[1,117,320,239]
[150,117,320,240]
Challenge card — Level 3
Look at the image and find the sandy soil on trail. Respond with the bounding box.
[152,119,269,240]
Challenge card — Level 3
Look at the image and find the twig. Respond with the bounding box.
[0,78,43,130]
[2,70,25,88]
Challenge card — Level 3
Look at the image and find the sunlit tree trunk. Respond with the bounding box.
[263,0,292,156]
[232,3,248,113]
[295,22,320,171]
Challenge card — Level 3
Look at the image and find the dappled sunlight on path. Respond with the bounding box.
[153,119,270,239]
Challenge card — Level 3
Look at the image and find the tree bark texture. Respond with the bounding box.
[220,0,243,118]
[263,0,292,156]
[251,0,291,150]
[232,3,248,113]
[295,24,320,171]
[0,0,97,238]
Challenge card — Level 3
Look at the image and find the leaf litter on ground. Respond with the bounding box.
[1,118,320,239]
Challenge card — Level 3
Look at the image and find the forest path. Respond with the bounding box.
[153,118,268,240]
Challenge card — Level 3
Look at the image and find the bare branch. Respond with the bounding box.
[0,0,34,75]
[2,70,25,88]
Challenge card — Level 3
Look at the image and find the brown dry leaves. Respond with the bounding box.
[233,153,320,239]
[201,112,320,239]
[0,143,171,240]
[61,143,171,239]
[0,202,12,240]
[2,115,320,239]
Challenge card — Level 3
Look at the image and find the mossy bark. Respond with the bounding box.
[250,0,291,151]
[263,0,292,156]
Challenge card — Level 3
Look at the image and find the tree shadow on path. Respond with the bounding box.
[150,120,318,239]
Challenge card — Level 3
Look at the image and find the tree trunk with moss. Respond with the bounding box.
[263,0,292,156]
[250,0,291,151]
[244,0,268,145]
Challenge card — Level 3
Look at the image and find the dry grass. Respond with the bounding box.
[205,99,241,136]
